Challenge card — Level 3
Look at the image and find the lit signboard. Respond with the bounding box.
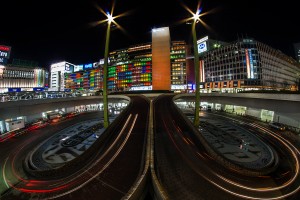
[8,88,21,92]
[51,62,66,72]
[83,63,93,70]
[93,62,98,68]
[99,59,104,65]
[51,62,74,73]
[245,49,254,79]
[171,85,186,90]
[233,81,239,87]
[152,27,167,33]
[197,36,208,44]
[65,63,74,72]
[130,86,152,91]
[0,57,7,64]
[0,45,11,59]
[74,65,83,72]
[199,83,205,89]
[248,50,254,78]
[198,41,207,53]
[33,87,44,91]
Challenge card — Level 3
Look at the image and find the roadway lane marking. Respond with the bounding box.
[48,114,139,199]
[2,157,10,189]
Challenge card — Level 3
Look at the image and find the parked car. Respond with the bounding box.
[269,122,286,131]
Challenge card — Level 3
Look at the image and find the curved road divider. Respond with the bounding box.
[150,99,170,200]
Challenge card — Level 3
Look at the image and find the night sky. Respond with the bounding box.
[1,0,299,69]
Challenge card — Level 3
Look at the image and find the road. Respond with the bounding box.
[1,95,149,200]
[153,94,300,200]
[2,93,300,199]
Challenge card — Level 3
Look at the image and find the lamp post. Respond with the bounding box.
[103,12,114,128]
[192,11,201,127]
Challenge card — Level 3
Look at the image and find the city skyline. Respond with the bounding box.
[0,0,299,68]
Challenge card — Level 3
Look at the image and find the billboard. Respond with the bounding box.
[65,63,74,72]
[8,88,21,92]
[83,63,93,70]
[51,62,66,72]
[51,62,74,73]
[197,36,208,54]
[33,87,44,91]
[0,45,11,59]
[0,57,7,64]
[74,65,83,72]
[245,49,254,79]
[197,36,208,44]
[198,41,207,53]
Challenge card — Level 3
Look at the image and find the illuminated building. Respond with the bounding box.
[65,63,102,91]
[50,61,75,91]
[108,43,152,91]
[0,45,11,65]
[171,41,188,91]
[293,42,300,63]
[0,62,47,93]
[198,38,300,92]
[64,27,188,92]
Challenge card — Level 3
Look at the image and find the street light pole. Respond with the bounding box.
[192,16,200,127]
[103,14,112,128]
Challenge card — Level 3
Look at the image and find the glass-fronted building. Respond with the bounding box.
[199,38,300,92]
[64,39,188,92]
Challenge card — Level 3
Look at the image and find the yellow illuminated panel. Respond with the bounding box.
[152,27,171,90]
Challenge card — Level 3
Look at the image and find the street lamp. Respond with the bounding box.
[103,12,115,128]
[93,2,128,128]
[180,1,215,127]
[191,9,201,127]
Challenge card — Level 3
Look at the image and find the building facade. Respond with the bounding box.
[63,31,300,93]
[65,67,102,91]
[293,42,300,63]
[199,38,300,92]
[0,64,47,93]
[64,28,188,92]
[171,41,187,90]
[50,61,75,91]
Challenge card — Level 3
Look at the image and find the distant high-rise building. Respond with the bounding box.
[293,43,300,63]
[50,61,75,91]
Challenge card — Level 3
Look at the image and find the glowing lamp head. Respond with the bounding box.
[193,10,200,22]
[107,12,114,23]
